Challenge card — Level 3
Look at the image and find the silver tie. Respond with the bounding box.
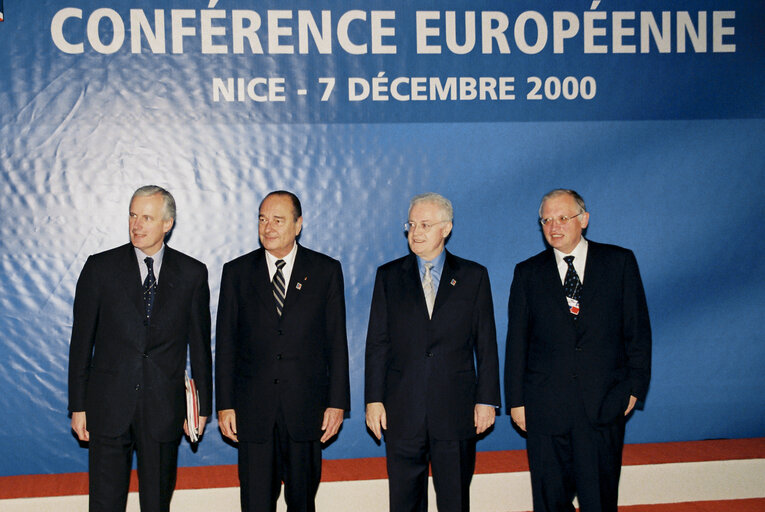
[423,263,435,318]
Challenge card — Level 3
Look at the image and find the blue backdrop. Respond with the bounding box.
[1,0,763,477]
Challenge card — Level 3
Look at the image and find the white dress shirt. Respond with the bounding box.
[553,237,588,284]
[265,242,298,296]
[135,244,165,284]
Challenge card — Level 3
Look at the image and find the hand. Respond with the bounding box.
[474,404,496,434]
[218,409,238,442]
[624,395,638,416]
[320,408,344,443]
[365,402,387,440]
[510,406,526,432]
[71,411,89,441]
[183,416,209,438]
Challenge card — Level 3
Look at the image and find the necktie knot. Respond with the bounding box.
[275,259,286,270]
[145,257,154,271]
[564,255,575,267]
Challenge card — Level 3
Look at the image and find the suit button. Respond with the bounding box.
[135,384,141,391]
[276,354,282,360]
[274,379,279,384]
[277,329,284,336]
[575,347,583,352]
[143,353,149,358]
[426,352,434,358]
[572,374,578,379]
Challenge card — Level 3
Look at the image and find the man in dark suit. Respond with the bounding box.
[365,192,501,512]
[68,185,212,512]
[216,190,350,512]
[505,189,651,512]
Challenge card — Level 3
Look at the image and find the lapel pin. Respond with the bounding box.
[450,279,457,286]
[296,283,302,290]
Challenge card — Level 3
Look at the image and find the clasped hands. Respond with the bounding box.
[365,402,496,440]
[217,407,344,443]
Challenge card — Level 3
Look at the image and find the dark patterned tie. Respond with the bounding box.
[143,257,157,323]
[563,255,582,317]
[273,259,286,316]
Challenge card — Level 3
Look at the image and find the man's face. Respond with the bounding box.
[259,194,302,258]
[129,194,173,256]
[407,201,452,261]
[540,193,589,254]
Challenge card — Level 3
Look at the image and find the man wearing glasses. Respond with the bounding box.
[505,189,651,512]
[365,192,501,512]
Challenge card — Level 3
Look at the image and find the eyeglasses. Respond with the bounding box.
[539,212,584,227]
[404,221,447,233]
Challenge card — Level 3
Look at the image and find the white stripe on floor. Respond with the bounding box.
[1,459,763,512]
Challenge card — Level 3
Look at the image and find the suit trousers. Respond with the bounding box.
[238,408,322,512]
[385,421,476,512]
[88,395,180,512]
[526,396,625,512]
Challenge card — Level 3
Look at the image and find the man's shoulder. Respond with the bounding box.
[445,251,488,274]
[376,254,411,274]
[516,248,551,269]
[165,246,206,270]
[86,243,132,265]
[298,245,341,268]
[587,240,635,262]
[223,248,262,270]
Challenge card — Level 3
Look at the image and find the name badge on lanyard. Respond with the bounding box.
[566,296,580,316]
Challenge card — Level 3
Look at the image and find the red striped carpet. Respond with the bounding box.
[1,438,763,511]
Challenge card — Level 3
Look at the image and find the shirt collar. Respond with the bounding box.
[135,243,165,267]
[553,237,588,266]
[265,242,298,268]
[417,249,446,276]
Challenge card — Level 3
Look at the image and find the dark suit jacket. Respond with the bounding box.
[215,245,350,443]
[365,251,501,441]
[68,243,212,442]
[505,241,651,435]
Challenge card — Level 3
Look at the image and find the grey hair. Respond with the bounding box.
[408,192,454,222]
[131,185,176,221]
[538,189,586,218]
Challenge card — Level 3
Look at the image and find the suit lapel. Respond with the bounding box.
[250,249,276,314]
[432,251,457,317]
[401,253,430,318]
[280,245,307,317]
[541,249,573,321]
[578,241,602,324]
[151,246,176,319]
[119,244,145,319]
[401,251,456,319]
